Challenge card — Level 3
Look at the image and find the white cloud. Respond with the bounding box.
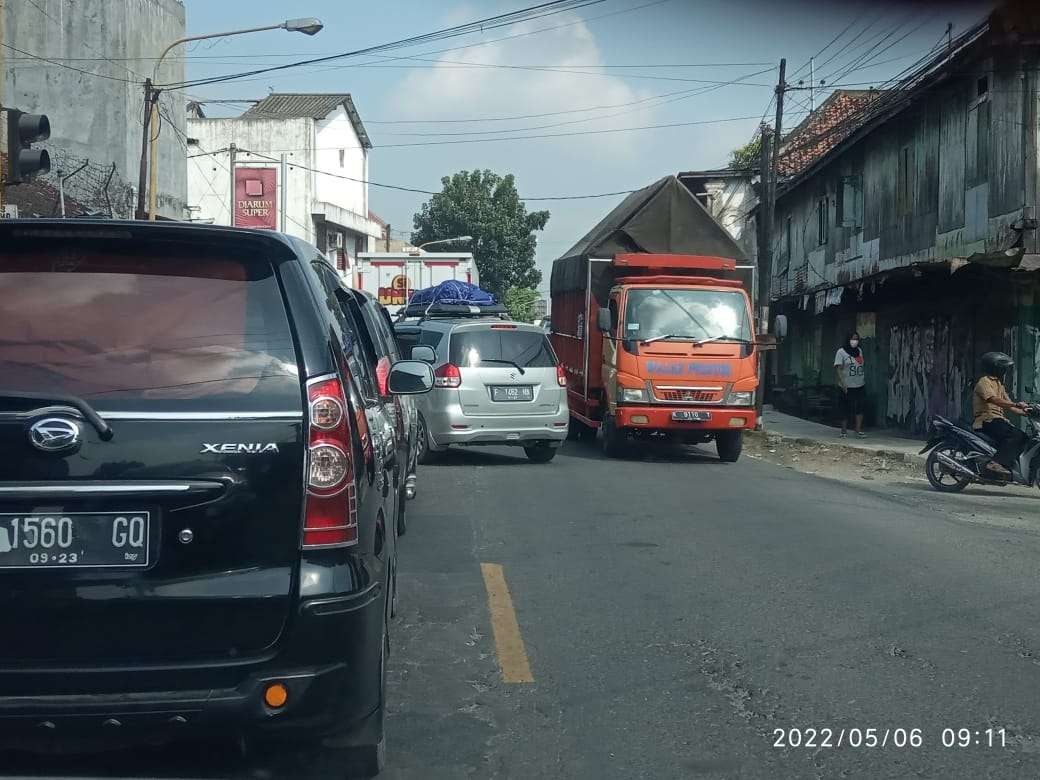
[388,11,657,160]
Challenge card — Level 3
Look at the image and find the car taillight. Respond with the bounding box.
[303,376,357,548]
[556,364,567,387]
[375,356,391,397]
[434,362,462,388]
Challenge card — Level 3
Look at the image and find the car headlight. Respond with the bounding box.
[619,387,647,403]
[725,390,754,406]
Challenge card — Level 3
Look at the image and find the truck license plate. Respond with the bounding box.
[672,410,711,422]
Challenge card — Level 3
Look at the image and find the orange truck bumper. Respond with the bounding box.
[614,406,755,430]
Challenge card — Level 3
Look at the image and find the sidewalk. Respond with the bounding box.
[755,406,927,464]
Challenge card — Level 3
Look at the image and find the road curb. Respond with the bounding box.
[746,428,927,465]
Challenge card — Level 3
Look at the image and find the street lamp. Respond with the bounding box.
[418,235,473,251]
[144,18,323,220]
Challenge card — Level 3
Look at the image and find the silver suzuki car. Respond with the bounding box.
[395,313,569,463]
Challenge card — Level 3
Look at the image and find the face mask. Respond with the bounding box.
[849,339,860,348]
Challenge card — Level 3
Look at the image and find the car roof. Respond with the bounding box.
[0,218,319,267]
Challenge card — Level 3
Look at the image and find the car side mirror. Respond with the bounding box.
[388,360,435,395]
[410,345,436,363]
[597,307,613,334]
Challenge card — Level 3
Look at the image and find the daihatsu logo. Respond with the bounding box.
[29,418,82,453]
[201,443,280,454]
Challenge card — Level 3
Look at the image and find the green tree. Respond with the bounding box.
[728,135,762,171]
[412,170,549,298]
[503,286,540,323]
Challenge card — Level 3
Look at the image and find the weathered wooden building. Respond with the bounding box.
[770,4,1040,433]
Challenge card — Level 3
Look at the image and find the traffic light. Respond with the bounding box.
[5,110,50,184]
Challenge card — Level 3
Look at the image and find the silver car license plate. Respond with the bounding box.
[491,385,534,402]
[672,410,711,422]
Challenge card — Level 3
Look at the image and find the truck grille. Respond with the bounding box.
[654,387,722,403]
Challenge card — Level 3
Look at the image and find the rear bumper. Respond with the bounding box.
[0,584,385,752]
[614,405,755,431]
[426,403,569,447]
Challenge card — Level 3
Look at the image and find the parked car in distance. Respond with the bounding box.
[0,220,434,777]
[395,306,569,463]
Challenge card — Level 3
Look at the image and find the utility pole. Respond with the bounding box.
[755,58,785,429]
[136,80,154,219]
[755,127,773,429]
[809,57,815,113]
[0,108,6,214]
[279,152,287,232]
[385,222,391,252]
[228,143,237,226]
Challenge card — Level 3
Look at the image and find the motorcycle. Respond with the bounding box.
[920,405,1040,492]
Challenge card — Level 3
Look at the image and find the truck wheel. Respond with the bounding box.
[716,430,743,462]
[600,415,629,459]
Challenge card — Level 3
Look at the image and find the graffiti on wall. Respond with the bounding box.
[887,318,967,432]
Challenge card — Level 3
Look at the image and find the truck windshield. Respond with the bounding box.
[623,289,751,343]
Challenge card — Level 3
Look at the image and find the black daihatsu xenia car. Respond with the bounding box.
[0,220,434,776]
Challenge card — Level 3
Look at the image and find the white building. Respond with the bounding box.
[677,169,758,246]
[187,93,383,274]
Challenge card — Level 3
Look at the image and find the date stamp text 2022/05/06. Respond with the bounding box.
[772,728,1008,749]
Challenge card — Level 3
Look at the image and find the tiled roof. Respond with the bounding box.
[778,90,883,176]
[242,93,372,149]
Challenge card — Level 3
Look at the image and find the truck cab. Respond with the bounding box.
[598,269,757,460]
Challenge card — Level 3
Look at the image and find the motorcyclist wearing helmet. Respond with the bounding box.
[973,351,1030,477]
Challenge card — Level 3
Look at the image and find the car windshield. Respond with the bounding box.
[0,243,300,411]
[449,328,556,368]
[623,289,751,342]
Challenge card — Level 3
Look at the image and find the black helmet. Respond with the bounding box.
[981,351,1014,378]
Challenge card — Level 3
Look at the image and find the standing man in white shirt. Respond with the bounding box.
[834,332,866,438]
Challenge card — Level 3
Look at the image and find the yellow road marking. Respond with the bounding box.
[480,563,534,683]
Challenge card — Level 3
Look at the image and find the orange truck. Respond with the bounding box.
[550,176,763,461]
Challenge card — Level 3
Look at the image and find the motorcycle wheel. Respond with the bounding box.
[925,445,973,493]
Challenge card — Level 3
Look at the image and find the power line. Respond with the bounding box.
[788,8,870,82]
[209,146,636,202]
[0,41,141,84]
[161,0,611,90]
[373,114,763,148]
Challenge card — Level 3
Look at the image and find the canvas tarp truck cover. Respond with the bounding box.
[550,175,746,306]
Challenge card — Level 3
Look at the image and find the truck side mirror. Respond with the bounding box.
[755,334,778,351]
[597,307,613,334]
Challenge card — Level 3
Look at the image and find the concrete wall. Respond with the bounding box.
[186,117,316,241]
[1,0,186,218]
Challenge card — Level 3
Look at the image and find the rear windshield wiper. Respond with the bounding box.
[476,358,526,375]
[0,390,114,441]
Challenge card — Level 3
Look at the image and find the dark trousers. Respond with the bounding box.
[980,418,1029,469]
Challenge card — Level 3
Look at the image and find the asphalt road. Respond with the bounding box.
[7,437,1040,779]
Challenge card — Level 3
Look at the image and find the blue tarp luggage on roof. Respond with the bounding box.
[409,280,497,307]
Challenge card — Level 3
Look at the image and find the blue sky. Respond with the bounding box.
[183,0,989,294]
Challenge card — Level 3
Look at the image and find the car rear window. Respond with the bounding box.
[449,328,556,368]
[0,243,300,412]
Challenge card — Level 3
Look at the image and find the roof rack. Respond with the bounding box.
[396,301,510,322]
